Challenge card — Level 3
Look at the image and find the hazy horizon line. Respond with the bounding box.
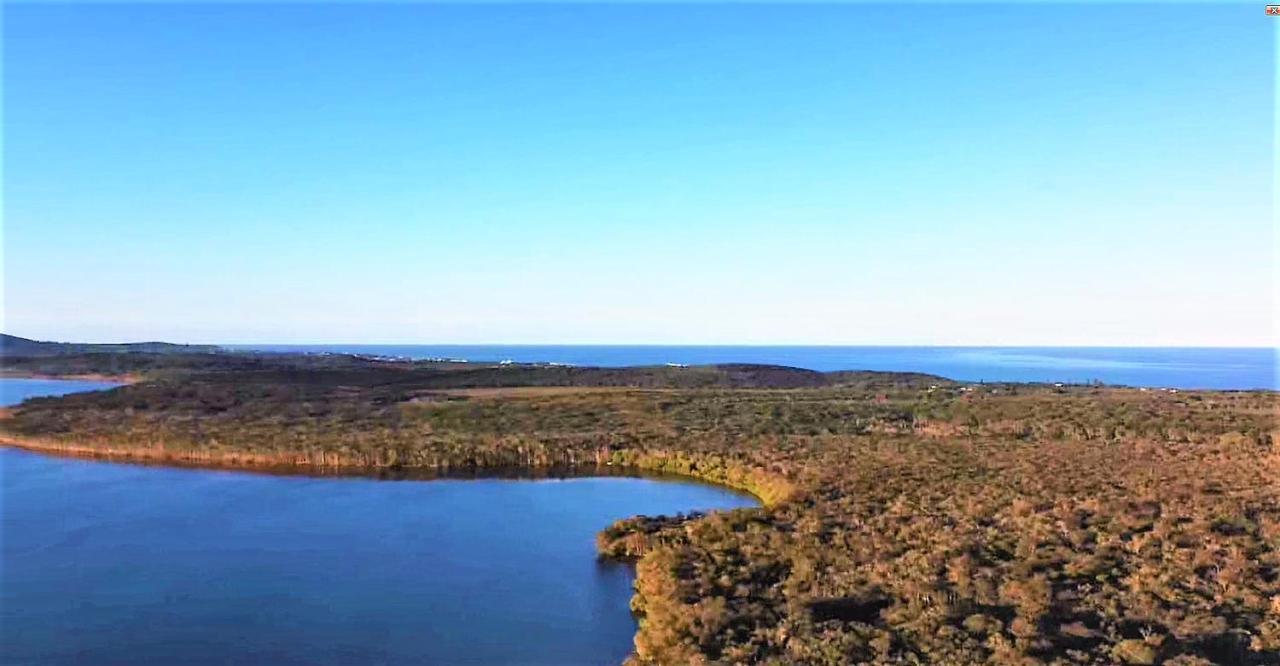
[9,334,1276,350]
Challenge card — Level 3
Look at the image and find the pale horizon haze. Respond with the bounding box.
[3,3,1276,347]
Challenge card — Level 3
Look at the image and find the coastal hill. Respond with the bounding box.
[0,333,219,357]
[1,339,1276,665]
[0,336,950,391]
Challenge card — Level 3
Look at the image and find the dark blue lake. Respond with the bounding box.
[232,345,1278,390]
[0,379,758,665]
[0,377,123,404]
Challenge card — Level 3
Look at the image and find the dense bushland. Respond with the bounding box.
[1,354,1276,664]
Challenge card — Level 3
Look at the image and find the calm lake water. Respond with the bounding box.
[233,345,1278,390]
[0,377,123,404]
[0,379,758,665]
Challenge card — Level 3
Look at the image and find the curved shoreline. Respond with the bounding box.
[0,436,766,501]
[2,430,768,660]
[0,434,784,506]
[2,439,759,666]
[0,433,776,665]
[0,371,139,384]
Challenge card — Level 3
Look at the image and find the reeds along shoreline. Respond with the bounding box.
[0,433,792,506]
[0,371,140,384]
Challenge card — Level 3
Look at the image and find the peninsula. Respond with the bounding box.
[1,338,1276,665]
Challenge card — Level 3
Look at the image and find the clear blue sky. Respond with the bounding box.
[4,2,1274,345]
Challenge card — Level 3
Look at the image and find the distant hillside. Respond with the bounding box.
[0,345,956,389]
[0,334,220,357]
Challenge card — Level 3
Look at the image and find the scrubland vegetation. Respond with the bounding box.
[2,352,1276,665]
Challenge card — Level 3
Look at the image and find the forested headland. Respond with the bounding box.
[1,345,1276,665]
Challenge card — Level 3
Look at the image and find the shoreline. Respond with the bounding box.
[0,371,141,385]
[0,434,781,506]
[1,437,764,666]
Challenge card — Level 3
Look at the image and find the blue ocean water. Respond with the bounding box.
[232,345,1277,390]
